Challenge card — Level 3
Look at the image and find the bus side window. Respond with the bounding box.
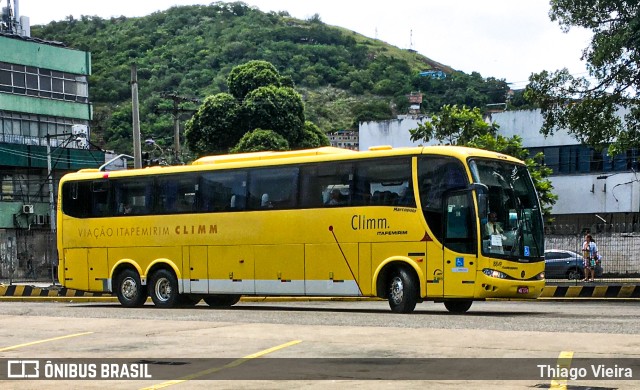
[62,181,91,218]
[199,171,247,212]
[91,180,110,217]
[418,157,469,242]
[300,162,353,208]
[355,157,413,207]
[248,167,298,210]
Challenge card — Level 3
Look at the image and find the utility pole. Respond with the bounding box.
[131,64,142,169]
[158,92,199,163]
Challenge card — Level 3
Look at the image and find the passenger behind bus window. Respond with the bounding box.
[123,204,132,215]
[261,193,273,208]
[327,189,343,206]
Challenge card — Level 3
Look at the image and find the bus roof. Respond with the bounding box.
[191,146,356,165]
[192,145,522,166]
[60,145,524,181]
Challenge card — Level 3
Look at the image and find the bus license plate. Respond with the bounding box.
[517,286,529,294]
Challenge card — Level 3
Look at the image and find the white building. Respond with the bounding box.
[359,111,640,225]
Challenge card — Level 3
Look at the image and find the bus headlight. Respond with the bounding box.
[536,272,545,280]
[482,268,508,279]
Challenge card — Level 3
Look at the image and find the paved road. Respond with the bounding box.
[1,300,639,389]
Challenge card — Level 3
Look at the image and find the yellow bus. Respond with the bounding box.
[57,145,545,313]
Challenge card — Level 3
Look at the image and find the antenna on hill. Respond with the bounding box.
[408,29,416,53]
[375,27,378,39]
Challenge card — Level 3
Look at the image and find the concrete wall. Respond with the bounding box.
[359,116,436,150]
[489,109,577,147]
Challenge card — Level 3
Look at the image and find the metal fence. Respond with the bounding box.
[0,229,58,285]
[545,223,640,281]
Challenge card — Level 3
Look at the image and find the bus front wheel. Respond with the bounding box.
[444,300,472,313]
[115,269,147,307]
[387,268,418,313]
[203,294,241,308]
[149,269,179,308]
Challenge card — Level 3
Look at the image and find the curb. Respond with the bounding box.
[540,284,640,298]
[2,284,640,302]
[0,284,109,298]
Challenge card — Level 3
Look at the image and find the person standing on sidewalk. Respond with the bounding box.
[582,234,598,282]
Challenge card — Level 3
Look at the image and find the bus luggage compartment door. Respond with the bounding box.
[187,246,208,294]
[62,249,89,292]
[255,244,304,295]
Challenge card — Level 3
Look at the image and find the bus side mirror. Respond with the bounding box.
[469,183,489,221]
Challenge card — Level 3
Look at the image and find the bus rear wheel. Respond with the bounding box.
[115,269,147,307]
[387,268,418,313]
[444,300,472,313]
[203,294,241,307]
[149,269,179,308]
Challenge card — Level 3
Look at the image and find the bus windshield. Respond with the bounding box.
[469,158,544,261]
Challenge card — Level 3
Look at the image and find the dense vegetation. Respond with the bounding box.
[526,0,640,155]
[31,1,513,157]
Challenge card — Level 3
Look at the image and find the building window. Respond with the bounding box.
[529,145,640,175]
[0,110,89,148]
[0,61,88,103]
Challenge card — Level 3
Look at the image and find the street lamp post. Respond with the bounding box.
[144,138,167,166]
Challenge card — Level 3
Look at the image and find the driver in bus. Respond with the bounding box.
[484,212,505,238]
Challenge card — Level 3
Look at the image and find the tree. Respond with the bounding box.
[185,60,315,155]
[410,105,557,220]
[351,100,393,127]
[409,105,498,145]
[468,134,558,221]
[240,85,306,147]
[297,121,331,149]
[525,0,640,156]
[231,129,290,153]
[183,93,241,157]
[227,60,283,100]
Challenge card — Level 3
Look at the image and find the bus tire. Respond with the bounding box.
[203,294,241,308]
[115,269,147,308]
[387,267,418,313]
[444,300,472,313]
[149,269,179,308]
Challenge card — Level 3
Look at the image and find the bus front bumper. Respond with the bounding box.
[476,274,545,299]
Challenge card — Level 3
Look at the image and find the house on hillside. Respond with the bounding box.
[328,130,359,150]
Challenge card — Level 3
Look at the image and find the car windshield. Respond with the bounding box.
[469,158,544,261]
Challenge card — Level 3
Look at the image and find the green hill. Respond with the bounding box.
[30,1,510,155]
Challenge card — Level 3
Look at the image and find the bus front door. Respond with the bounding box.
[442,191,477,298]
